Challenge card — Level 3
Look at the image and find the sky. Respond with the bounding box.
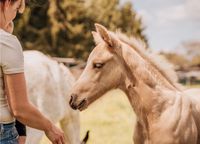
[120,0,200,52]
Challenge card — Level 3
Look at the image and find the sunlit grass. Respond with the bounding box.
[80,89,135,144]
[186,84,200,88]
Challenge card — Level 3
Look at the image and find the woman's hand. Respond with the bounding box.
[45,124,65,144]
[18,136,26,144]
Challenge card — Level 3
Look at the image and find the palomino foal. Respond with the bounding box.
[69,24,200,144]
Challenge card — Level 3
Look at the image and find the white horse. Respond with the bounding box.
[23,50,80,144]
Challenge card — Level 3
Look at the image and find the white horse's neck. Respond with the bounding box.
[119,44,177,126]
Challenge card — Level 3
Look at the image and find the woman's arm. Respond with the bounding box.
[5,21,27,144]
[4,73,65,144]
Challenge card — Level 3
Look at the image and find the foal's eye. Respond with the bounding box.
[93,63,104,69]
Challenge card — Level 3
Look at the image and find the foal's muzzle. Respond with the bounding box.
[69,94,77,110]
[69,94,87,110]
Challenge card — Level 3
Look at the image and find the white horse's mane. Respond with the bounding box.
[115,31,178,86]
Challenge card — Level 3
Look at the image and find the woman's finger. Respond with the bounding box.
[57,139,63,144]
[61,135,65,144]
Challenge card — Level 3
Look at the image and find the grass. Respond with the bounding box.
[186,84,200,88]
[80,90,136,144]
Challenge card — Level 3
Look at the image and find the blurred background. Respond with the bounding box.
[13,0,200,143]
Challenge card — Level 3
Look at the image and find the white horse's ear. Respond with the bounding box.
[91,31,103,45]
[95,23,116,47]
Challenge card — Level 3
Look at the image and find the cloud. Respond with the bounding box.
[185,0,200,19]
[137,9,153,27]
[123,0,200,51]
[157,0,200,25]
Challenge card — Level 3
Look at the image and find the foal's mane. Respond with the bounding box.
[114,31,178,87]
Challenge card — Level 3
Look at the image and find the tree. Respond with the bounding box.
[14,0,147,59]
[182,41,200,67]
[160,52,189,69]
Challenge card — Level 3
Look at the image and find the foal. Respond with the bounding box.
[70,24,200,144]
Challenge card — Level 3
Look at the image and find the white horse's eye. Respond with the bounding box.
[93,63,104,69]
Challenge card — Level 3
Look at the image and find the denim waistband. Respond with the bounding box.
[0,121,18,143]
[0,122,15,132]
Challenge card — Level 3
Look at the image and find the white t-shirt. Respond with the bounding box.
[0,29,24,123]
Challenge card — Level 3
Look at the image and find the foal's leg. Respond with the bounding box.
[60,111,80,144]
[133,121,145,144]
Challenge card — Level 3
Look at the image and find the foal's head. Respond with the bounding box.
[69,24,128,111]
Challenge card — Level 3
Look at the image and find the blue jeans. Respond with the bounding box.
[0,122,19,144]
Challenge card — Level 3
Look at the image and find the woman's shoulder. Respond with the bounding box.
[0,29,22,51]
[0,29,24,74]
[0,28,17,39]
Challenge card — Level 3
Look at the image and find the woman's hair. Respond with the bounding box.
[0,0,27,13]
[0,0,18,10]
[0,0,46,10]
[0,0,18,4]
[0,0,44,19]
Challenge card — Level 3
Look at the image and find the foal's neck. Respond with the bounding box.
[119,45,177,122]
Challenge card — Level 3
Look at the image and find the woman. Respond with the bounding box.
[0,0,65,144]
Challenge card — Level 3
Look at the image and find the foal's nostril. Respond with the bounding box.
[77,99,86,109]
[69,94,78,109]
[69,95,73,105]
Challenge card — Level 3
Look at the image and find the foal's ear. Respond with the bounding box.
[95,23,119,48]
[92,31,103,45]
